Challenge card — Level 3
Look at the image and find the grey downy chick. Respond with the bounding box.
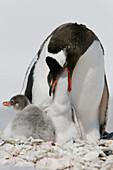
[3,94,56,141]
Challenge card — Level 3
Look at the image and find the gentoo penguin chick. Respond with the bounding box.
[21,22,109,143]
[2,95,56,141]
[45,57,81,144]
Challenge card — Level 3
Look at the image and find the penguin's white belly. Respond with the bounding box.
[70,40,105,142]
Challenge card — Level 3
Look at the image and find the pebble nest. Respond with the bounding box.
[0,133,113,170]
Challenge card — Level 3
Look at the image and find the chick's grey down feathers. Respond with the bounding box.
[11,105,56,141]
[3,95,56,142]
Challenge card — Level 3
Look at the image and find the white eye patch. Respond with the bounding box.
[15,103,19,107]
[46,50,66,67]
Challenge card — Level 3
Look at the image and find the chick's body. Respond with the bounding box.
[3,95,55,142]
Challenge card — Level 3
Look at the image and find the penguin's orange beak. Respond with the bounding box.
[64,68,71,92]
[49,68,71,96]
[49,79,58,96]
[3,102,11,107]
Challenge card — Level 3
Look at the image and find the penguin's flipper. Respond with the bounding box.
[99,75,109,136]
[20,56,38,103]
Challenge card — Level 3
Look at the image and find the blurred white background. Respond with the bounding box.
[0,0,113,131]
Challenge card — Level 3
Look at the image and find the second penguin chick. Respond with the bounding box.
[46,57,81,144]
[3,95,56,142]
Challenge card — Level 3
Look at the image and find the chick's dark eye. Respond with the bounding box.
[10,100,14,104]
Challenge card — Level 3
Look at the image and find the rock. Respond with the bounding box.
[83,151,99,161]
[0,135,113,169]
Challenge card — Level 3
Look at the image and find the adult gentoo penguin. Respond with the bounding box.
[21,22,109,142]
[2,95,56,141]
[45,57,81,144]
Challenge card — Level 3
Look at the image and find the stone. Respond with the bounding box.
[0,133,113,169]
[83,151,99,162]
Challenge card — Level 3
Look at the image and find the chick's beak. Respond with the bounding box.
[49,79,58,96]
[3,101,11,107]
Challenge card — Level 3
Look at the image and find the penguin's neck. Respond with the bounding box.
[50,71,72,120]
[55,72,68,102]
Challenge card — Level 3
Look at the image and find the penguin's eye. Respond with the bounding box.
[10,100,14,105]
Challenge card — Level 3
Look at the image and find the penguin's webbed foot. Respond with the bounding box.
[100,131,113,140]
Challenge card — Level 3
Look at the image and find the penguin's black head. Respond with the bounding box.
[46,57,63,96]
[3,94,30,111]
